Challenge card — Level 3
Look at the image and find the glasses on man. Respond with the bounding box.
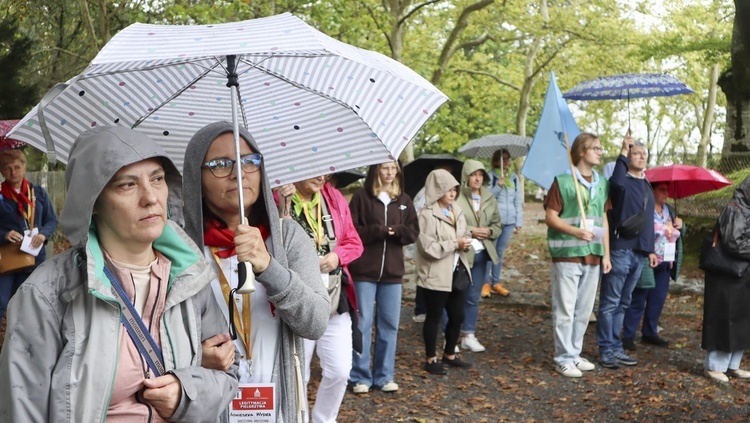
[630,151,648,157]
[202,153,262,178]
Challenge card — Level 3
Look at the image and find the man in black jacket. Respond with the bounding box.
[596,136,658,369]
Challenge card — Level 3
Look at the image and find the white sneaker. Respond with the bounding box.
[380,381,399,392]
[413,314,426,323]
[460,334,486,352]
[556,363,583,378]
[352,383,369,394]
[574,357,595,371]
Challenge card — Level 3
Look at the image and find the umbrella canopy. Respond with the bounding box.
[563,73,694,101]
[645,164,732,199]
[403,153,463,199]
[0,120,27,150]
[458,134,531,159]
[8,13,448,187]
[330,168,365,189]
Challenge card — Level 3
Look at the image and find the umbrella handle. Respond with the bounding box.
[235,262,257,294]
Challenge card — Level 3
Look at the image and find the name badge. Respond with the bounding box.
[663,242,676,262]
[230,383,276,422]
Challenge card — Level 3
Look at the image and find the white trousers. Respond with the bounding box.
[304,312,352,423]
[551,262,600,365]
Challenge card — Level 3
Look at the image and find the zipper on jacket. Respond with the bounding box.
[378,202,389,281]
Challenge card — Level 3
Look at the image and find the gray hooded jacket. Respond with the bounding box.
[182,121,329,423]
[0,126,239,422]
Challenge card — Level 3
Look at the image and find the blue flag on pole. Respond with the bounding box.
[521,72,581,190]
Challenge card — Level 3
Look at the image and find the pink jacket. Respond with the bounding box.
[321,183,364,312]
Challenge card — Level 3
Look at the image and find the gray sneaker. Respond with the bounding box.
[598,351,619,369]
[613,350,638,366]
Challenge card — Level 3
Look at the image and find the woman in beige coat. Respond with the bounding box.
[416,169,473,375]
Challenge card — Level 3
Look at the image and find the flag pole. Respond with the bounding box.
[564,133,588,230]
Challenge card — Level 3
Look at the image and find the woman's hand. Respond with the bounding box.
[274,184,295,218]
[201,333,235,371]
[471,227,490,240]
[673,217,683,230]
[457,237,472,251]
[319,252,340,273]
[5,230,23,243]
[142,374,182,419]
[30,233,46,249]
[235,223,272,273]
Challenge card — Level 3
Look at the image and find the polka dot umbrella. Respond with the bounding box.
[7,13,448,190]
[0,120,26,150]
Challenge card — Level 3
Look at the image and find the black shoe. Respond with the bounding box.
[641,335,669,347]
[622,337,637,351]
[424,359,446,375]
[442,355,472,369]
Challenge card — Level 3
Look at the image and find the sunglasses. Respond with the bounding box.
[202,153,262,178]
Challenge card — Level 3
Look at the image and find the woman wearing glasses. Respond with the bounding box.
[182,121,329,423]
[288,174,363,423]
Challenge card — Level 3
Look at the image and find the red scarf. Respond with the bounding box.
[203,218,270,258]
[1,179,34,222]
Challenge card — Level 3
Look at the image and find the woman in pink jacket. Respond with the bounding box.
[286,175,363,423]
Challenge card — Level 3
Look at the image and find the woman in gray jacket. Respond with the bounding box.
[0,126,239,422]
[182,122,329,422]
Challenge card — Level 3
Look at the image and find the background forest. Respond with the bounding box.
[0,0,746,185]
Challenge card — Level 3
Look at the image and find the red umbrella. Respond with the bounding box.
[0,120,27,150]
[645,164,732,199]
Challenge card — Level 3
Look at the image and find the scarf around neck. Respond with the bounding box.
[573,167,600,201]
[1,179,34,222]
[203,218,270,258]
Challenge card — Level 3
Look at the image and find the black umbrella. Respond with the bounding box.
[403,153,463,199]
[330,169,366,189]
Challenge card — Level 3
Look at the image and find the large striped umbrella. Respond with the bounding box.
[8,13,448,187]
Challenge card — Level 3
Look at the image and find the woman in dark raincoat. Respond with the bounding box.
[702,175,750,383]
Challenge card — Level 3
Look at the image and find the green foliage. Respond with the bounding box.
[0,17,38,118]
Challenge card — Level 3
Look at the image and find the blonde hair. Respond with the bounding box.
[570,133,599,166]
[368,161,403,199]
[0,149,27,167]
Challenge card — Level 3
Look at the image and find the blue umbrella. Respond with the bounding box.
[563,73,694,131]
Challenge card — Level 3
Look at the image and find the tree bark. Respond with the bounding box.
[696,63,719,167]
[718,1,750,168]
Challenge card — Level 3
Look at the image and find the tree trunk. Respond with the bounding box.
[718,2,750,171]
[696,63,719,167]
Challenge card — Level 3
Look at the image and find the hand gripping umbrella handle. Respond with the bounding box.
[235,262,257,294]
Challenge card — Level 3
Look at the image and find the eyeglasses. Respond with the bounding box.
[202,153,262,178]
[588,146,604,153]
[631,151,648,157]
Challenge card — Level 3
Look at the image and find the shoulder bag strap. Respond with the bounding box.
[103,264,165,377]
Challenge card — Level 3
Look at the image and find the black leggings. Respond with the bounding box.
[423,287,466,358]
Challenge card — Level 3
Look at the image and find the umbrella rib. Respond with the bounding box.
[132,59,225,128]
[235,56,353,111]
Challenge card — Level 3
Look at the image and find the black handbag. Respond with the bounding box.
[615,186,649,240]
[452,261,471,292]
[699,228,749,279]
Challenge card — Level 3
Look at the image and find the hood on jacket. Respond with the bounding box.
[424,169,460,206]
[61,126,183,248]
[461,159,490,189]
[182,121,283,253]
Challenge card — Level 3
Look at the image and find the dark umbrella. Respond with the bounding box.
[330,169,366,189]
[563,73,694,131]
[403,153,463,199]
[0,120,26,150]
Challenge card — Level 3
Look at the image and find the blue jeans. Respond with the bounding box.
[596,249,645,354]
[623,262,670,339]
[705,350,744,372]
[350,281,402,387]
[462,250,490,334]
[0,272,29,321]
[488,224,515,285]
